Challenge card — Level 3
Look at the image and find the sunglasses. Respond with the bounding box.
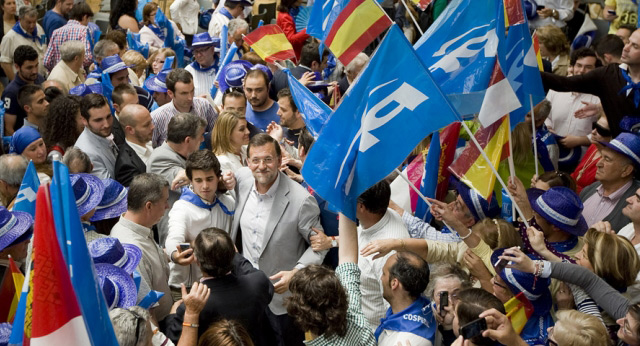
[592,122,612,137]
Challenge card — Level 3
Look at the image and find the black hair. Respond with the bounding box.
[13,45,38,67]
[389,251,430,299]
[357,180,391,216]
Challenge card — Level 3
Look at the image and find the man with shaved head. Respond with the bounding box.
[115,104,155,186]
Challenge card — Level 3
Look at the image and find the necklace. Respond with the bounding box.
[576,147,600,181]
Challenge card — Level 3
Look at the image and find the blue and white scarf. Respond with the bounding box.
[12,22,44,44]
[374,296,436,342]
[179,186,234,215]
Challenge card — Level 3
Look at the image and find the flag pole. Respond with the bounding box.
[530,94,539,178]
[506,116,516,217]
[459,120,530,228]
[400,0,424,37]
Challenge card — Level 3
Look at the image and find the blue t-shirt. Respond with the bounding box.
[42,10,67,43]
[245,101,279,132]
[1,74,45,131]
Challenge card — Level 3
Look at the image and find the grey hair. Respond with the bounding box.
[62,147,92,174]
[533,99,552,121]
[18,5,37,19]
[166,112,206,144]
[425,263,472,299]
[109,306,152,346]
[60,40,85,63]
[228,18,249,36]
[94,39,119,59]
[128,173,169,212]
[0,154,28,187]
[345,53,369,76]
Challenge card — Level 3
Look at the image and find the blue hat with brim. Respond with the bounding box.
[70,174,106,217]
[90,179,128,221]
[454,179,500,222]
[96,263,138,310]
[599,132,640,168]
[89,237,141,274]
[528,186,588,236]
[218,60,253,93]
[226,0,253,6]
[0,207,34,252]
[101,54,133,75]
[70,83,103,96]
[0,322,12,346]
[191,32,221,50]
[144,70,169,93]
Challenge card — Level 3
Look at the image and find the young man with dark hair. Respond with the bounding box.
[271,40,330,93]
[165,149,236,299]
[244,69,279,132]
[44,1,94,72]
[164,227,275,346]
[42,0,73,42]
[74,93,117,179]
[595,34,624,65]
[1,45,44,135]
[275,88,305,148]
[17,84,48,131]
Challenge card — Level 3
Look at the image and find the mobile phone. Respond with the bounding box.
[179,243,191,252]
[608,9,617,16]
[460,318,487,339]
[494,258,508,273]
[537,5,545,10]
[439,291,449,314]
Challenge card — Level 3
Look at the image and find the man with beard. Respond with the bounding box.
[74,94,118,179]
[244,69,279,132]
[42,0,73,42]
[115,104,155,187]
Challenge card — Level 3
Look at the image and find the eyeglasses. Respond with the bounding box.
[250,157,275,165]
[592,122,612,137]
[129,310,145,345]
[193,47,212,56]
[546,327,558,346]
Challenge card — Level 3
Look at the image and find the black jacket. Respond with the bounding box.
[114,141,146,187]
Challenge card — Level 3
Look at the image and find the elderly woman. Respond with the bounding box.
[537,25,571,76]
[10,126,52,184]
[47,40,85,91]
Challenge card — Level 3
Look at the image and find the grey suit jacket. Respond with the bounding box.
[580,179,640,232]
[231,167,327,315]
[74,127,117,179]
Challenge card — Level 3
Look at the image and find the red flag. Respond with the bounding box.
[435,122,461,201]
[504,0,524,27]
[243,25,297,63]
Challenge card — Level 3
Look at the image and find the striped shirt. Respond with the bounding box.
[305,263,376,346]
[44,20,94,71]
[151,97,217,147]
[402,212,460,243]
[185,62,218,98]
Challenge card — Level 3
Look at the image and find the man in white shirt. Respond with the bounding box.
[356,180,410,331]
[170,0,200,38]
[115,104,155,187]
[185,32,220,98]
[528,0,574,30]
[0,6,46,80]
[166,150,235,299]
[208,0,252,39]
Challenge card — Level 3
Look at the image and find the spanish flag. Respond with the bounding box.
[410,0,432,11]
[532,31,544,71]
[243,25,297,63]
[448,115,510,200]
[325,0,392,66]
[505,292,534,334]
[0,256,23,323]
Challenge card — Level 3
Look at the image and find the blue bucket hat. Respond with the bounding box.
[70,174,106,217]
[251,64,273,82]
[0,207,34,252]
[218,60,253,93]
[69,83,103,96]
[101,54,133,75]
[599,132,640,167]
[144,69,170,93]
[0,323,11,346]
[89,237,141,274]
[454,179,500,222]
[9,126,41,155]
[528,187,588,236]
[96,263,138,310]
[191,32,221,51]
[90,179,128,222]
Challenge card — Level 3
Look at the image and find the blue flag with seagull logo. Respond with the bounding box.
[301,25,460,220]
[13,161,39,217]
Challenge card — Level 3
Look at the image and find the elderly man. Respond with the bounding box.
[47,40,85,91]
[227,18,249,58]
[0,154,28,210]
[185,33,220,97]
[43,2,94,72]
[110,173,173,322]
[42,0,73,42]
[151,69,217,147]
[18,84,48,130]
[581,133,640,230]
[231,133,326,346]
[0,6,46,80]
[1,45,44,135]
[115,104,155,187]
[74,94,117,179]
[338,52,369,94]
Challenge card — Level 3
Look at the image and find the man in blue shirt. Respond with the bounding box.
[42,0,73,43]
[244,68,279,132]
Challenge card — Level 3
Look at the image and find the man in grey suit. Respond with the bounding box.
[74,94,118,179]
[147,112,206,245]
[231,133,327,346]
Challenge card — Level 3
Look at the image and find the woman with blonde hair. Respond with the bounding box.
[549,310,612,346]
[122,50,149,86]
[537,25,571,76]
[211,110,250,174]
[147,47,176,76]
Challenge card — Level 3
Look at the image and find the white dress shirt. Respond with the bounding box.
[126,139,154,165]
[529,0,574,29]
[170,0,200,35]
[240,174,281,269]
[545,90,601,137]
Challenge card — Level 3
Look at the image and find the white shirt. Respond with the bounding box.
[545,90,601,137]
[126,139,154,165]
[528,0,574,29]
[617,223,640,303]
[216,147,247,174]
[208,12,231,39]
[185,63,218,98]
[170,0,200,35]
[240,174,280,269]
[358,208,410,330]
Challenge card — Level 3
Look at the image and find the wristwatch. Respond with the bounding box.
[330,236,338,248]
[552,9,558,19]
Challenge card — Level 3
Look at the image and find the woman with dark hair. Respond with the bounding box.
[452,288,506,346]
[531,170,577,191]
[139,2,183,49]
[0,0,17,86]
[198,320,254,346]
[41,95,84,161]
[109,0,139,33]
[276,0,309,60]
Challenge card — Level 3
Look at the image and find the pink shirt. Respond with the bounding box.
[582,180,633,226]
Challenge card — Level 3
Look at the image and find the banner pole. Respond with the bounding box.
[400,0,424,36]
[530,94,539,178]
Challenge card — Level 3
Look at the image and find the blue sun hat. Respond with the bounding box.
[90,179,128,222]
[0,207,33,252]
[89,237,141,274]
[454,179,500,222]
[101,54,133,75]
[96,263,138,310]
[69,83,103,96]
[70,174,106,217]
[218,60,253,93]
[0,322,12,346]
[527,186,588,236]
[144,69,169,93]
[191,32,221,51]
[599,132,640,167]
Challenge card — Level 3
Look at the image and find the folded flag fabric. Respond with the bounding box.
[505,292,534,334]
[243,25,297,63]
[411,0,432,11]
[478,60,521,127]
[12,161,40,217]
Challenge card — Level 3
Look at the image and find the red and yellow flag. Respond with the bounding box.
[325,0,393,66]
[243,25,297,63]
[532,32,544,71]
[410,0,432,11]
[449,116,510,200]
[503,0,524,28]
[505,292,534,334]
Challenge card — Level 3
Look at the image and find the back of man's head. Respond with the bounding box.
[80,93,108,121]
[455,288,506,346]
[357,180,391,216]
[300,41,322,67]
[105,30,127,52]
[14,45,38,67]
[94,39,119,61]
[17,84,43,110]
[69,1,93,21]
[0,154,29,189]
[60,40,85,63]
[166,69,193,94]
[194,228,235,277]
[167,112,206,144]
[62,147,92,174]
[128,173,169,212]
[112,83,137,108]
[389,251,430,300]
[596,34,624,61]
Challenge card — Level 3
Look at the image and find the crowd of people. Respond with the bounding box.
[1,0,640,345]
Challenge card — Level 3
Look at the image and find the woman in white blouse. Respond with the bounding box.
[211,110,250,174]
[139,2,184,49]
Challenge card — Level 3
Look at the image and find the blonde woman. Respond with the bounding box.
[147,47,176,76]
[548,310,612,346]
[537,25,570,76]
[122,50,149,86]
[211,110,250,174]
